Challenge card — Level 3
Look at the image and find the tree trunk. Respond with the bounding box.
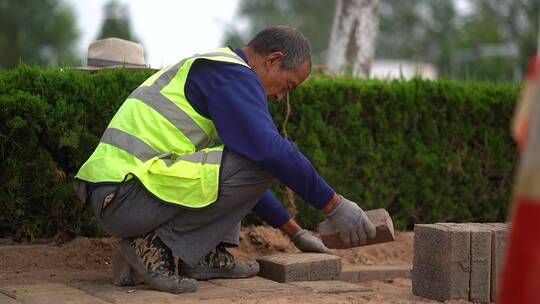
[326,0,380,77]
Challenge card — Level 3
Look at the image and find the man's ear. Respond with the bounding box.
[265,52,285,69]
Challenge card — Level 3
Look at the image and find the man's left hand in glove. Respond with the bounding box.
[281,219,332,254]
[291,229,332,254]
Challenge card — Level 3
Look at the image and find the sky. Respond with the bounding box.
[66,0,241,68]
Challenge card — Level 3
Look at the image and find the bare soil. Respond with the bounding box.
[229,225,413,267]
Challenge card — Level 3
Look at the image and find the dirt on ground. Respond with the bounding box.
[0,226,412,279]
[229,225,413,267]
[0,226,470,303]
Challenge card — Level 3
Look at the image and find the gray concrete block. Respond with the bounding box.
[486,223,509,302]
[256,253,341,283]
[467,222,510,301]
[412,224,471,301]
[466,224,492,303]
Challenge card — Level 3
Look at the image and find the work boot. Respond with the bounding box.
[180,246,259,280]
[119,231,197,293]
[112,249,144,286]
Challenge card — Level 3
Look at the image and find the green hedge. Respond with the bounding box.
[0,66,519,239]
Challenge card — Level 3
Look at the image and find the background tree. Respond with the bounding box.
[222,0,336,64]
[376,0,458,77]
[96,0,139,42]
[0,0,79,68]
[451,0,539,81]
[376,0,539,82]
[326,0,380,77]
[226,0,539,82]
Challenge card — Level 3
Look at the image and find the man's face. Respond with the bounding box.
[258,53,311,101]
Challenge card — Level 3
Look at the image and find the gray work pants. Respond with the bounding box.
[87,150,273,267]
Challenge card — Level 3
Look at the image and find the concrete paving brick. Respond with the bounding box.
[486,223,509,302]
[467,222,510,302]
[74,282,188,303]
[0,283,110,304]
[0,292,23,304]
[256,253,341,283]
[209,276,298,293]
[288,280,372,294]
[466,224,492,303]
[179,281,244,300]
[412,224,471,301]
[320,209,395,249]
[339,265,411,282]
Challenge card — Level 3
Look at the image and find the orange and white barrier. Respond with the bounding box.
[498,55,540,303]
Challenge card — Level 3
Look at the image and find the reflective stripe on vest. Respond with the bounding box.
[100,127,222,165]
[75,48,250,207]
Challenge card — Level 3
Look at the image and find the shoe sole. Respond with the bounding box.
[119,239,197,293]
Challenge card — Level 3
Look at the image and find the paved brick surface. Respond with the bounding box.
[339,265,411,282]
[412,224,471,301]
[0,283,110,304]
[288,280,372,294]
[0,279,375,304]
[209,276,298,293]
[0,292,23,304]
[179,281,244,300]
[257,253,341,283]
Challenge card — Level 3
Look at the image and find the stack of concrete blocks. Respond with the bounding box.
[412,223,509,303]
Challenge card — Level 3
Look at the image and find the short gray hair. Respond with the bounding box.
[247,26,311,70]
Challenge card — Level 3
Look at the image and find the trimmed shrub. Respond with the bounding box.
[269,78,518,229]
[0,66,519,239]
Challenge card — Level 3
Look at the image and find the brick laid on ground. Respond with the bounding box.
[412,224,471,301]
[0,292,23,304]
[256,253,341,283]
[0,283,110,304]
[209,276,298,293]
[338,265,411,282]
[287,280,371,294]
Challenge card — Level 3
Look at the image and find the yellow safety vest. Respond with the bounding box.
[75,48,251,208]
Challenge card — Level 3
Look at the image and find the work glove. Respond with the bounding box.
[291,229,332,254]
[320,196,376,246]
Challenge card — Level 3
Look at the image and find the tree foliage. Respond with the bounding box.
[377,0,540,81]
[225,0,539,82]
[222,0,336,64]
[0,0,80,68]
[97,0,139,42]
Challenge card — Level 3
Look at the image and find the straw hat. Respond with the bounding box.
[77,37,157,72]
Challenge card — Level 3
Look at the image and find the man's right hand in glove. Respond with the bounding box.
[320,194,376,246]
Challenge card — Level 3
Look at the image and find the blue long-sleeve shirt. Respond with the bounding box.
[184,47,335,227]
